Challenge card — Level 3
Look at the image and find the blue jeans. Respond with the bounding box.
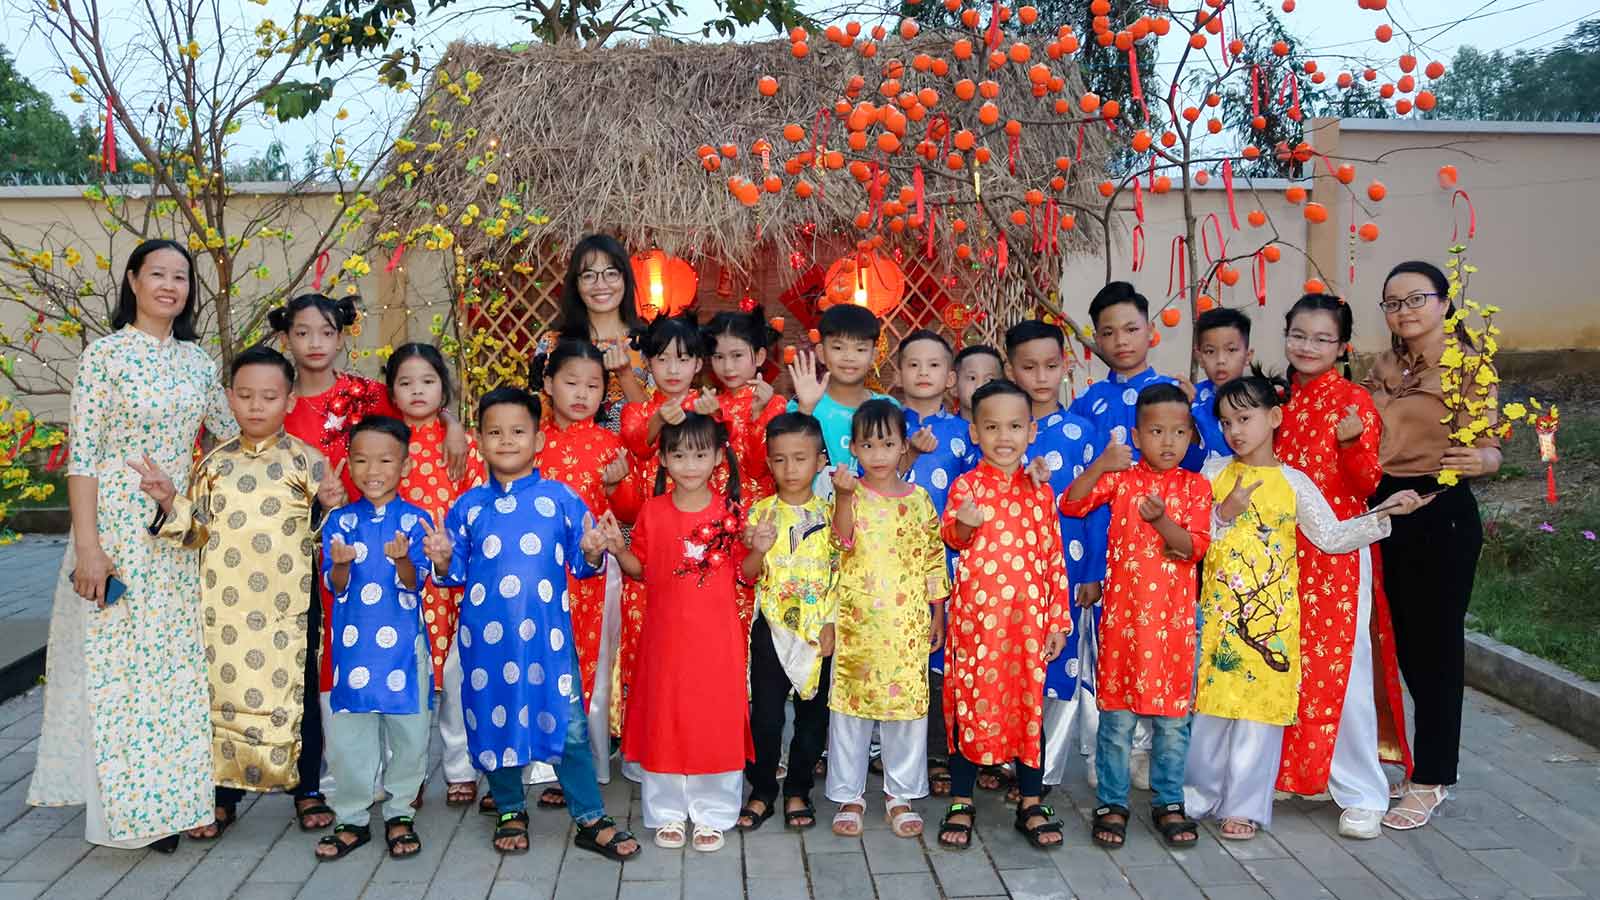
[485,688,606,824]
[1096,710,1190,808]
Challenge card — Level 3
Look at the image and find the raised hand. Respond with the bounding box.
[383,530,410,561]
[692,387,721,417]
[1137,491,1166,522]
[749,378,774,419]
[954,495,985,528]
[602,343,632,373]
[328,533,358,567]
[658,400,687,426]
[601,449,628,488]
[910,426,938,455]
[1173,376,1198,403]
[419,518,452,570]
[1095,438,1134,473]
[830,465,858,495]
[127,454,176,512]
[786,350,829,414]
[1335,404,1365,444]
[318,459,348,510]
[743,508,778,553]
[1025,455,1052,486]
[1217,478,1263,523]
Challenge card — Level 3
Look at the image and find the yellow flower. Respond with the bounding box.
[1473,366,1498,387]
[1436,469,1460,487]
[485,173,498,185]
[63,247,82,267]
[69,66,87,86]
[1502,402,1527,421]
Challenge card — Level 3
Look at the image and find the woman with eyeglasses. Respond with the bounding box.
[1272,293,1415,840]
[537,234,651,432]
[1364,260,1501,832]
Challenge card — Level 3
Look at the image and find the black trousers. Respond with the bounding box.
[746,615,831,805]
[1374,474,1482,787]
[927,670,948,765]
[949,749,1043,799]
[216,530,326,809]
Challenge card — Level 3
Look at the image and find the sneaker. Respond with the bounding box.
[1130,750,1151,792]
[1338,807,1383,840]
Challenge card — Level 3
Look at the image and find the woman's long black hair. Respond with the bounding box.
[556,234,644,342]
[113,239,200,341]
[654,412,740,510]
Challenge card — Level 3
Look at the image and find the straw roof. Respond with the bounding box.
[377,36,1111,272]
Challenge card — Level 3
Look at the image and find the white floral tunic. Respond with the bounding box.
[29,327,237,846]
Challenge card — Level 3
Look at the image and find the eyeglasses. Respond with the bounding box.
[1285,331,1341,349]
[578,267,624,286]
[1378,291,1439,313]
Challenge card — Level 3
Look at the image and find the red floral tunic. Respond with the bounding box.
[398,418,485,685]
[535,417,644,706]
[715,384,789,504]
[1273,369,1413,794]
[282,372,400,689]
[1058,462,1212,717]
[940,462,1072,767]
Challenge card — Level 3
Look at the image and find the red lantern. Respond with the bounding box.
[820,250,905,317]
[630,250,698,319]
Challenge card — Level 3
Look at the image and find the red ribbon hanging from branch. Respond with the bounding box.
[1277,71,1300,113]
[1253,249,1268,306]
[924,204,938,259]
[1451,190,1477,242]
[311,251,330,290]
[1007,132,1020,176]
[1167,236,1187,299]
[385,244,406,273]
[812,106,831,159]
[1074,123,1086,162]
[1251,65,1262,118]
[101,94,117,174]
[985,0,1002,50]
[1217,14,1230,66]
[1131,224,1146,272]
[913,165,926,223]
[1200,213,1226,267]
[1221,160,1240,230]
[1127,47,1149,122]
[1133,179,1145,224]
[868,161,884,226]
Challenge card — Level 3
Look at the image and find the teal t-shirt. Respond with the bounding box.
[788,390,895,496]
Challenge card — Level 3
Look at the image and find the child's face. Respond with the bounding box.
[663,440,722,493]
[817,334,876,388]
[767,432,824,501]
[647,338,702,398]
[391,356,444,423]
[970,392,1036,472]
[1006,338,1066,413]
[1196,326,1252,387]
[549,357,606,425]
[710,334,765,390]
[1093,301,1152,374]
[852,424,905,482]
[347,430,411,504]
[227,363,293,441]
[897,338,954,403]
[478,403,540,479]
[1284,309,1342,378]
[955,354,1002,417]
[284,307,342,375]
[1132,401,1194,471]
[575,250,626,318]
[1218,397,1283,460]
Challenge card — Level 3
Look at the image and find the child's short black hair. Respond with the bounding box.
[818,304,881,343]
[230,343,295,385]
[1195,306,1252,344]
[954,344,1003,372]
[384,342,454,407]
[896,328,952,361]
[636,312,707,359]
[657,413,741,507]
[1213,365,1291,418]
[850,398,906,444]
[765,412,826,457]
[1136,383,1193,421]
[970,378,1031,419]
[1088,281,1150,326]
[478,386,541,423]
[703,307,776,353]
[348,415,411,452]
[1003,319,1065,356]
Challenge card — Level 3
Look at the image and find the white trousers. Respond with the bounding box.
[1043,607,1101,785]
[825,711,929,804]
[640,769,744,830]
[437,639,474,784]
[1184,714,1284,827]
[1325,547,1389,813]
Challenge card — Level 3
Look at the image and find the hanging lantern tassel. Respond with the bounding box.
[102,93,117,174]
[1537,414,1559,503]
[1253,249,1268,307]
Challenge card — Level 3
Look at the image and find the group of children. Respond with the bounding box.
[139,268,1434,862]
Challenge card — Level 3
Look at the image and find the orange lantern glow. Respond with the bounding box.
[629,250,698,319]
[821,250,905,317]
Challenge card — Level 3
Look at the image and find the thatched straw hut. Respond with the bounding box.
[374,36,1109,385]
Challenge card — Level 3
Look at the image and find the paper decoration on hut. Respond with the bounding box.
[631,250,697,319]
[821,251,905,317]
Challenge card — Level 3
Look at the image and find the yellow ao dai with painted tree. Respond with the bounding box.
[830,485,951,721]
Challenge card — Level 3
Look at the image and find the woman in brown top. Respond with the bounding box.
[1365,260,1501,832]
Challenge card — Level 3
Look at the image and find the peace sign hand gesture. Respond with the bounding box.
[743,508,779,554]
[420,518,453,570]
[127,454,176,513]
[317,459,348,511]
[1217,479,1263,524]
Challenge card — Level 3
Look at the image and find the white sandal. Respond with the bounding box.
[691,824,725,852]
[653,820,687,849]
[885,801,923,838]
[832,800,865,837]
[1219,817,1258,840]
[1383,784,1447,831]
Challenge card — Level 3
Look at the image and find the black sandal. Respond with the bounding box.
[537,786,567,809]
[928,761,953,796]
[1014,803,1065,849]
[188,803,237,841]
[938,802,977,850]
[150,834,180,854]
[294,793,334,831]
[479,793,499,816]
[385,816,421,859]
[1152,802,1199,847]
[315,823,372,861]
[737,799,775,832]
[574,815,639,862]
[783,800,817,830]
[493,811,530,855]
[1091,804,1129,849]
[976,764,1009,791]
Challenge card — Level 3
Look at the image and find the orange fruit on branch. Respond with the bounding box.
[759,76,779,96]
[1160,308,1181,327]
[1358,222,1379,242]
